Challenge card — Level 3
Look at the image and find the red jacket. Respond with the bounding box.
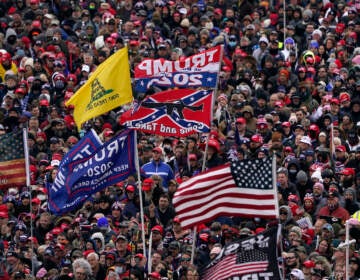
[317,206,350,222]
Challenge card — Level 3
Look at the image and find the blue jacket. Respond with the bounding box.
[141,159,174,188]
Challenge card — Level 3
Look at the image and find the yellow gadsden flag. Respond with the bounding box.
[66,47,133,130]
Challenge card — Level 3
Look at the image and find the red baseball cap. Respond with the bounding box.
[188,154,197,160]
[236,117,246,124]
[341,168,355,176]
[251,134,263,143]
[339,92,350,102]
[126,185,135,192]
[51,227,63,235]
[330,98,340,105]
[303,260,316,268]
[214,8,222,15]
[282,121,291,127]
[39,99,49,107]
[142,184,151,191]
[31,198,41,205]
[0,212,8,219]
[135,253,145,259]
[152,147,162,154]
[335,145,346,152]
[143,178,153,185]
[151,225,164,235]
[149,272,161,279]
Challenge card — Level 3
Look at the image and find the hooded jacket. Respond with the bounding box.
[344,188,360,215]
[91,232,105,252]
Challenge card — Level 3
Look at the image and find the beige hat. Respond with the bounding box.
[180,18,190,28]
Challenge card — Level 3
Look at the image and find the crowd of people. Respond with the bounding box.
[0,0,360,279]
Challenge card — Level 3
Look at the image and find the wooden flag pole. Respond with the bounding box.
[272,155,279,220]
[23,128,35,277]
[134,130,147,257]
[148,231,153,273]
[345,220,350,280]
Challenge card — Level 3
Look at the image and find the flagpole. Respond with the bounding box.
[345,219,349,280]
[272,156,283,279]
[197,45,224,262]
[190,226,197,265]
[283,0,286,47]
[276,224,285,280]
[23,128,34,277]
[201,44,223,171]
[330,123,336,172]
[272,155,279,220]
[134,130,147,257]
[147,231,153,273]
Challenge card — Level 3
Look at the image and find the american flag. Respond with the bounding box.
[0,130,26,188]
[202,227,280,280]
[173,157,277,229]
[203,255,268,280]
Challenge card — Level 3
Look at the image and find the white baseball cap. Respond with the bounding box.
[300,136,312,146]
[290,268,304,280]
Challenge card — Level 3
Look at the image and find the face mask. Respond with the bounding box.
[345,198,352,205]
[115,266,124,274]
[327,200,338,211]
[7,85,16,90]
[7,37,17,45]
[32,82,41,90]
[229,41,237,48]
[289,169,297,175]
[269,48,278,55]
[163,145,172,154]
[7,116,19,124]
[153,18,161,25]
[54,80,65,89]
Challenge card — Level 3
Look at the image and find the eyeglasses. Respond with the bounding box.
[286,256,296,260]
[181,257,191,261]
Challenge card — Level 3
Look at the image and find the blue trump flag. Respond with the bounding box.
[48,129,136,215]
